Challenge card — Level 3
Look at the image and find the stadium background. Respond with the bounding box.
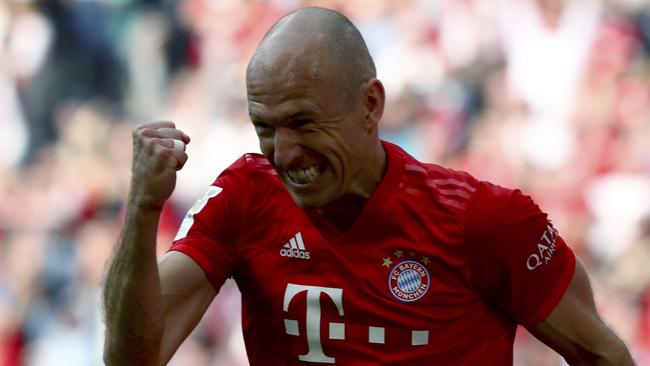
[0,0,649,365]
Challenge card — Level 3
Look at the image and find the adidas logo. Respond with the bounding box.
[280,232,311,260]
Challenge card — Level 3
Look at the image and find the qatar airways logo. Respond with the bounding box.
[527,223,560,270]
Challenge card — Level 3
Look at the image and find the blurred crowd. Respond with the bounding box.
[0,0,649,365]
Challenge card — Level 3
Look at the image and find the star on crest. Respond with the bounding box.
[382,257,393,268]
[394,249,404,259]
[421,256,431,266]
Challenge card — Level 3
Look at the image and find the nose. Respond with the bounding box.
[273,128,302,169]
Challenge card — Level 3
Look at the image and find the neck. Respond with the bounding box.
[313,194,367,231]
[313,141,387,231]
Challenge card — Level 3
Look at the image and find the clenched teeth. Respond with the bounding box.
[287,165,321,184]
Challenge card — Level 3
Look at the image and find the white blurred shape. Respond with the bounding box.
[439,1,481,68]
[585,174,650,262]
[6,9,52,78]
[0,4,9,44]
[0,74,29,168]
[174,116,260,206]
[125,11,169,119]
[518,114,575,170]
[500,0,600,119]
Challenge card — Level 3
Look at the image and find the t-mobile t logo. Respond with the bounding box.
[283,283,344,364]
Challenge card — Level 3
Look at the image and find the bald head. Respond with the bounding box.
[247,7,376,109]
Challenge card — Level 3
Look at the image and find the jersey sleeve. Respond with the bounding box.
[167,157,249,291]
[465,182,576,326]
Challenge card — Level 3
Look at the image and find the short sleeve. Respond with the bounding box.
[168,157,249,291]
[465,182,576,326]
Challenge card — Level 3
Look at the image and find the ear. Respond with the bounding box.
[362,78,385,133]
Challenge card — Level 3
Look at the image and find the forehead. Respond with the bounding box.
[248,94,318,120]
[246,43,329,94]
[245,26,344,120]
[246,60,339,122]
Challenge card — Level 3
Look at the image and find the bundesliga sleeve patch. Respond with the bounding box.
[174,186,223,241]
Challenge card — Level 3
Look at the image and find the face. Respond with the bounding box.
[246,59,371,209]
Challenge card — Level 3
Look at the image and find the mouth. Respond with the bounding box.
[286,164,324,186]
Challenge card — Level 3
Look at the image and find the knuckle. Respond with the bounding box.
[141,128,157,138]
[157,144,173,157]
[134,126,155,141]
[134,122,153,133]
[165,155,179,169]
[169,151,187,170]
[144,137,158,149]
[144,138,165,155]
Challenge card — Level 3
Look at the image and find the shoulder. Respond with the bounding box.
[387,138,480,193]
[468,180,542,228]
[390,142,527,219]
[400,155,481,212]
[222,153,274,176]
[215,153,279,187]
[395,149,542,236]
[196,153,283,216]
[422,163,480,191]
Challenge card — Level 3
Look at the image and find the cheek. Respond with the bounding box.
[258,137,274,158]
[327,139,356,178]
[338,124,364,154]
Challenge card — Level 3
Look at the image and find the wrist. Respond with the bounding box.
[127,189,168,213]
[126,195,166,221]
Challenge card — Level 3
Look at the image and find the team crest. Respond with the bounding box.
[388,260,430,302]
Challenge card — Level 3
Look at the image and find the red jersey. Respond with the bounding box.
[169,141,575,365]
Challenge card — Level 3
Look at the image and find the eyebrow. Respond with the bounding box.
[249,109,316,123]
[287,110,316,120]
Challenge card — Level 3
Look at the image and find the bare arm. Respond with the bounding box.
[103,204,165,365]
[528,259,635,365]
[103,122,215,365]
[158,251,217,364]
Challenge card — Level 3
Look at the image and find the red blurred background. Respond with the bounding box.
[0,0,649,365]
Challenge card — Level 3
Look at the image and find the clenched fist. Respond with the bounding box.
[129,121,191,211]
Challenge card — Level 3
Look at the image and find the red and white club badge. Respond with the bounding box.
[388,260,430,302]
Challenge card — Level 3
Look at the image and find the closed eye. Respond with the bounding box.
[253,122,274,137]
[291,119,314,129]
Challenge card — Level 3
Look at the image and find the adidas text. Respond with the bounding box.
[280,248,311,259]
[280,232,310,260]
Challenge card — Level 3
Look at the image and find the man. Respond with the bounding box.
[102,7,635,365]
